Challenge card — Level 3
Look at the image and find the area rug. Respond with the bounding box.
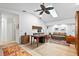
[24,43,44,50]
[49,39,69,46]
[2,43,32,56]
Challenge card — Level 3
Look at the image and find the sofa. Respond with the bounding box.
[51,32,66,40]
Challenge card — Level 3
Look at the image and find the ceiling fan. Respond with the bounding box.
[34,3,54,15]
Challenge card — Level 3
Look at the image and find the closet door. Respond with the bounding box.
[7,17,16,42]
[0,13,19,44]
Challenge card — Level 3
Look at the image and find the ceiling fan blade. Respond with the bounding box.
[40,4,45,10]
[34,9,42,12]
[45,11,50,14]
[39,11,43,15]
[46,7,54,10]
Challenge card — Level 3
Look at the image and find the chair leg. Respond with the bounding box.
[36,37,39,47]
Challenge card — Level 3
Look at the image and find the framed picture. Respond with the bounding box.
[55,28,59,31]
[61,28,66,31]
[61,29,65,31]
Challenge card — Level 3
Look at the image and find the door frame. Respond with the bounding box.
[75,11,79,56]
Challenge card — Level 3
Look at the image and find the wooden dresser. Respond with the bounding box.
[21,33,29,44]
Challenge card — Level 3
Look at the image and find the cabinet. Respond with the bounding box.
[21,35,29,44]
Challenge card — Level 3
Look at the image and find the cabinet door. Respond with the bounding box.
[24,36,28,43]
[21,35,29,44]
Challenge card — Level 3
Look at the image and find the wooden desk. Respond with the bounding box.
[31,35,46,47]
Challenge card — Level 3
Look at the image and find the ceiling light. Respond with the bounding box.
[47,5,58,17]
[49,9,58,17]
[39,15,42,17]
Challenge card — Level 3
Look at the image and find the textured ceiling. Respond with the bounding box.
[0,3,78,24]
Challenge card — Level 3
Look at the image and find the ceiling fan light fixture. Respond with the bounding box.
[39,15,42,17]
[49,9,58,17]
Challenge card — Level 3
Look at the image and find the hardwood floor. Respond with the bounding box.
[22,42,77,56]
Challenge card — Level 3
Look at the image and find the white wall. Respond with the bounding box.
[67,24,75,36]
[47,18,75,36]
[48,24,68,33]
[46,18,75,26]
[19,13,47,36]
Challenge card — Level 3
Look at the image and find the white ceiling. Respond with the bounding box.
[0,3,78,23]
